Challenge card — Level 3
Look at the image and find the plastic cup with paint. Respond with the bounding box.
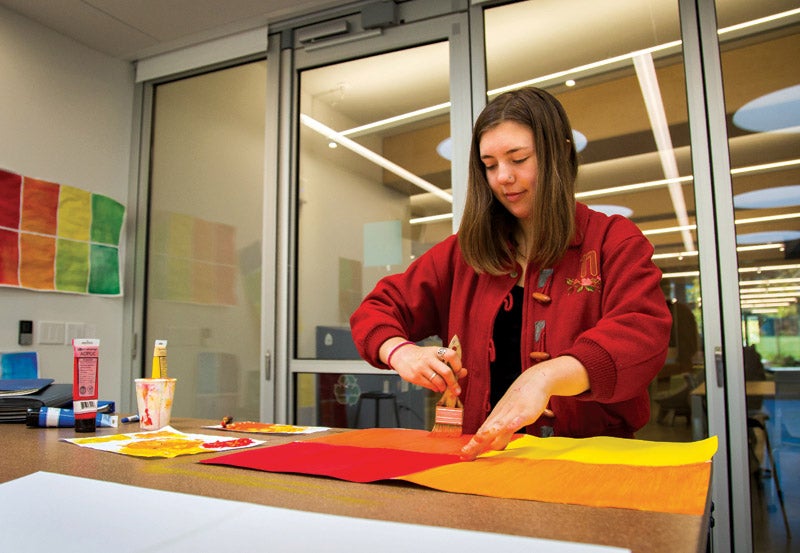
[134,378,176,430]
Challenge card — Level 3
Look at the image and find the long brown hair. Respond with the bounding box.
[459,87,578,274]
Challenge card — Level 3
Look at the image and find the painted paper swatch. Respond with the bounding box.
[64,426,263,458]
[203,421,329,434]
[0,168,124,295]
[203,428,717,515]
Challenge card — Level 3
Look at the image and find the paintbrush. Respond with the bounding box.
[431,335,463,437]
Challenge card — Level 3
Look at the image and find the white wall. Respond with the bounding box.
[0,6,135,405]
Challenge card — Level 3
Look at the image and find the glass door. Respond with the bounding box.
[712,2,800,549]
[284,7,472,429]
[144,60,267,422]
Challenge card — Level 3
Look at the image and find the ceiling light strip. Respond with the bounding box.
[731,158,800,175]
[740,293,799,301]
[409,213,453,225]
[738,263,800,273]
[741,278,800,286]
[642,224,697,236]
[652,243,785,260]
[735,212,800,225]
[717,8,800,36]
[742,287,800,294]
[575,158,799,201]
[663,263,800,280]
[736,244,786,253]
[341,103,451,137]
[575,176,692,199]
[300,114,453,203]
[633,53,694,253]
[489,41,683,97]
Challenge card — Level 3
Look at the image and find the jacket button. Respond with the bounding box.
[532,292,551,304]
[529,351,550,361]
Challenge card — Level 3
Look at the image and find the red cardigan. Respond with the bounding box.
[350,203,672,438]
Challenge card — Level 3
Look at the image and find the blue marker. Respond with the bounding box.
[121,414,140,423]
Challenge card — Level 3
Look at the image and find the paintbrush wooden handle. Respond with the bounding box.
[437,388,462,408]
[436,334,463,408]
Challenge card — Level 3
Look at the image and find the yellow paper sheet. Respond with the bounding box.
[481,434,718,466]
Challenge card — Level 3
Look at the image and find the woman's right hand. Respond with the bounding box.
[381,339,466,395]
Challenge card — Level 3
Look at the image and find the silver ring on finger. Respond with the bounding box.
[436,347,447,360]
[429,371,438,380]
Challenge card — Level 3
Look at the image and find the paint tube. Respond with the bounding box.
[152,339,168,379]
[72,338,99,433]
[25,407,118,428]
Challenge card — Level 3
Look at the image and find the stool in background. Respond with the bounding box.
[354,391,400,428]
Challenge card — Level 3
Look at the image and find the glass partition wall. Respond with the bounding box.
[715,2,800,548]
[481,1,799,550]
[292,24,461,429]
[484,0,701,442]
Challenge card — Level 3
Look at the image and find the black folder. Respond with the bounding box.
[0,383,73,422]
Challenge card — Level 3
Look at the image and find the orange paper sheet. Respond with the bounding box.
[206,428,716,515]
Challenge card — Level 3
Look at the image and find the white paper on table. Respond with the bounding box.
[0,472,631,553]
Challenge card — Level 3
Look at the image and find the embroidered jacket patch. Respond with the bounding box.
[567,251,601,293]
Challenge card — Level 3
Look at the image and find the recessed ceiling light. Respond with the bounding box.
[733,84,800,133]
[436,137,452,161]
[587,204,633,218]
[737,230,800,245]
[734,184,800,209]
[565,79,576,87]
[572,130,587,152]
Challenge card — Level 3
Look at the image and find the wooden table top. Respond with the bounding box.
[691,380,775,397]
[0,418,710,553]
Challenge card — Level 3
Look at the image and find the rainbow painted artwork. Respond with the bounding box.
[0,169,125,295]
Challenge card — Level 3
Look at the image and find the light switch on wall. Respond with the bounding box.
[18,320,33,346]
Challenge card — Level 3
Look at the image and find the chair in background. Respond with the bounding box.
[774,368,800,446]
[354,391,400,428]
[654,371,701,426]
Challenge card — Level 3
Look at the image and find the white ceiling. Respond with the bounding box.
[0,0,344,61]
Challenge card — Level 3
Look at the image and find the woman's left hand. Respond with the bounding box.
[460,355,589,461]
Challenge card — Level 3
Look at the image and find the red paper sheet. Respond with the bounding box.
[202,441,460,483]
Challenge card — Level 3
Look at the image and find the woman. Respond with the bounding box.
[350,87,671,461]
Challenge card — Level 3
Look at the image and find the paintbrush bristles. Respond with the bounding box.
[431,421,463,437]
[431,390,463,437]
[432,404,463,436]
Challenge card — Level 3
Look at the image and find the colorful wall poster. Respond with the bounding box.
[0,169,125,296]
